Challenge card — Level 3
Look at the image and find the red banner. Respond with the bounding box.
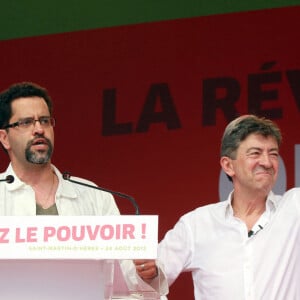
[0,6,299,299]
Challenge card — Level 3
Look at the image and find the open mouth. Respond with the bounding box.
[31,138,49,149]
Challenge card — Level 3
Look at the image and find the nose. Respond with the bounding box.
[32,120,45,134]
[259,153,272,168]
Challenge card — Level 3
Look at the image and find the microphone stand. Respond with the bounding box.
[62,172,140,215]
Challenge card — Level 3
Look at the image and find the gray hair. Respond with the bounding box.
[221,115,282,159]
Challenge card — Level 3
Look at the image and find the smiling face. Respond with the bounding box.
[221,133,279,196]
[0,96,54,168]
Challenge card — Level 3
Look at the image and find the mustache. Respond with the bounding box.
[27,135,52,148]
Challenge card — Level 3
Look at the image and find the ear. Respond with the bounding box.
[220,156,235,178]
[0,129,10,150]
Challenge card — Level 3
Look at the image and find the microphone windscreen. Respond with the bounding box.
[6,175,14,184]
[62,172,71,180]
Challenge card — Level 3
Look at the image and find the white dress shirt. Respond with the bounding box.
[0,163,119,216]
[158,188,300,299]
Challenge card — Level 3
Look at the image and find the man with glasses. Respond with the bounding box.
[0,82,167,297]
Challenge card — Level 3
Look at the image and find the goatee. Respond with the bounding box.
[25,137,53,164]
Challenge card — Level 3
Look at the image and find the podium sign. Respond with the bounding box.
[0,215,160,300]
[0,215,158,259]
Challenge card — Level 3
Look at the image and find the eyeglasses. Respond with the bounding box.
[3,116,55,130]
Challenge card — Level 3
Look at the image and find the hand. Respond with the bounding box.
[134,259,158,282]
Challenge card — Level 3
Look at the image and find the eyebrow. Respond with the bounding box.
[11,114,50,120]
[246,147,279,153]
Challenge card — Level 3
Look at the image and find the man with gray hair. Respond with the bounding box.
[157,115,300,299]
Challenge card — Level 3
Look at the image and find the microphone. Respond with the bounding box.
[62,172,140,215]
[248,225,263,238]
[0,175,14,184]
[248,230,254,238]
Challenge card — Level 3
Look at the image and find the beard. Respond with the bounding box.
[25,137,53,164]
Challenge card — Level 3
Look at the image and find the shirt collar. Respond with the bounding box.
[2,163,77,199]
[224,190,280,220]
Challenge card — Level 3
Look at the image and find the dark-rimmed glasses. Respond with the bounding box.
[3,116,55,130]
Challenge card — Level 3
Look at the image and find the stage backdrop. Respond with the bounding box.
[0,6,300,300]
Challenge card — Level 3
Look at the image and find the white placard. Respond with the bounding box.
[0,215,158,259]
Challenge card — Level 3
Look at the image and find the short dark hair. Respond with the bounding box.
[221,115,282,159]
[0,82,53,129]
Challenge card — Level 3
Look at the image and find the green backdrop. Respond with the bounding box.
[1,0,300,40]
